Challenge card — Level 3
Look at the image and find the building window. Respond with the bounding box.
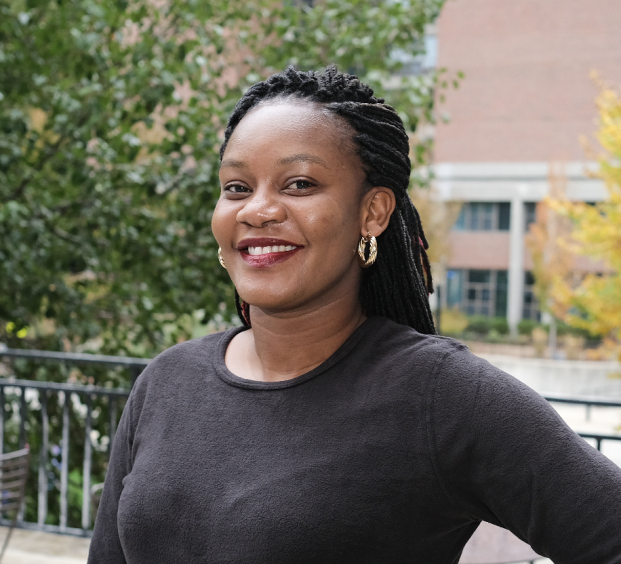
[390,29,437,76]
[447,269,508,317]
[524,202,537,231]
[453,202,511,231]
[522,271,540,321]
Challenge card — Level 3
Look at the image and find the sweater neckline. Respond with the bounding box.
[214,316,384,390]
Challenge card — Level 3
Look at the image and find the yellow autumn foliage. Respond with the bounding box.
[547,85,621,360]
[525,164,574,319]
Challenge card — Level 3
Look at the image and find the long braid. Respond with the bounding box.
[222,66,436,335]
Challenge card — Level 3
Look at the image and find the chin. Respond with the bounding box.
[237,286,302,313]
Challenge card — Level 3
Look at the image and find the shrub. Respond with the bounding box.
[490,317,509,335]
[518,318,540,336]
[465,315,492,335]
[439,308,469,337]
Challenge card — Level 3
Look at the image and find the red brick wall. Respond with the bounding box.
[446,232,608,272]
[448,232,510,269]
[435,0,621,162]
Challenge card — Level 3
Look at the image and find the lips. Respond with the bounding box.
[235,238,303,268]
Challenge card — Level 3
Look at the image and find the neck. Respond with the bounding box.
[226,294,366,382]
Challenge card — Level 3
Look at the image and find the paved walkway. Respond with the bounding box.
[0,527,90,564]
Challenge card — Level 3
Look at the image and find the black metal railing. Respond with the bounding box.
[0,347,620,539]
[0,346,145,535]
[544,394,621,454]
[0,346,149,386]
[0,378,130,535]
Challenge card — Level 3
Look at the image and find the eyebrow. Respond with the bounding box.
[220,158,245,169]
[219,153,330,170]
[277,153,330,168]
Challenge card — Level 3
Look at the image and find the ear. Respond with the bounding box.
[360,187,396,238]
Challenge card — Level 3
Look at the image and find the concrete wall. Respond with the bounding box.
[478,354,621,399]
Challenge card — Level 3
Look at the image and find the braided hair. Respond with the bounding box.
[220,65,436,335]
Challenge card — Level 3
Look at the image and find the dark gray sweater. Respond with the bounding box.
[88,316,621,563]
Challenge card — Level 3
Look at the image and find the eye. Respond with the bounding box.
[287,180,315,191]
[224,183,251,195]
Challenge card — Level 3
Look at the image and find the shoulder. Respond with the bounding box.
[143,330,228,376]
[368,316,477,378]
[129,327,241,401]
[371,317,545,413]
[421,328,568,473]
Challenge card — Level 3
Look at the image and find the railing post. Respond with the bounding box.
[109,396,117,453]
[38,389,49,527]
[19,387,27,450]
[131,365,142,388]
[60,391,70,533]
[0,386,4,455]
[82,394,93,531]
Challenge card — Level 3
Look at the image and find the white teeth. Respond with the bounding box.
[247,245,297,256]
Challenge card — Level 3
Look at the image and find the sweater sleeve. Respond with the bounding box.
[428,347,621,564]
[87,379,141,563]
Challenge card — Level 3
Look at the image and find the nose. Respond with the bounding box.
[236,185,287,227]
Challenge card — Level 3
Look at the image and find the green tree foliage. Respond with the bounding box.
[1,0,446,359]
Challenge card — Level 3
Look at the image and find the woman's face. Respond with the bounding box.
[212,100,378,315]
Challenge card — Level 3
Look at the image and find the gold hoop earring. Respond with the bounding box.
[217,247,226,269]
[357,232,377,268]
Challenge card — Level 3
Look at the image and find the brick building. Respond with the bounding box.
[433,0,621,332]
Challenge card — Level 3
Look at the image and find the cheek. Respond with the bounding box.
[307,197,361,253]
[210,199,232,246]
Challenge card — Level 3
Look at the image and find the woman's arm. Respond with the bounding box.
[429,348,621,563]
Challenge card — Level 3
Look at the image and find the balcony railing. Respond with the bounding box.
[0,378,129,535]
[0,347,620,538]
[0,346,145,535]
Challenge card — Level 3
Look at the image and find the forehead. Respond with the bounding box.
[222,100,356,163]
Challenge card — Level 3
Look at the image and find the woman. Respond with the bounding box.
[89,67,621,563]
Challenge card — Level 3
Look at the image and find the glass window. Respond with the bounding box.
[498,203,511,231]
[447,269,508,318]
[468,269,490,284]
[495,270,508,317]
[522,271,540,320]
[454,207,466,230]
[464,270,492,315]
[483,203,494,230]
[423,33,438,70]
[524,202,537,231]
[469,203,480,230]
[452,202,511,232]
[446,269,464,309]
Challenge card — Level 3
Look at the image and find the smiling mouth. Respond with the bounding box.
[237,241,302,268]
[247,245,298,256]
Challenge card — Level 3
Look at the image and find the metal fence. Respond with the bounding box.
[0,346,620,539]
[0,378,130,535]
[0,347,147,536]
